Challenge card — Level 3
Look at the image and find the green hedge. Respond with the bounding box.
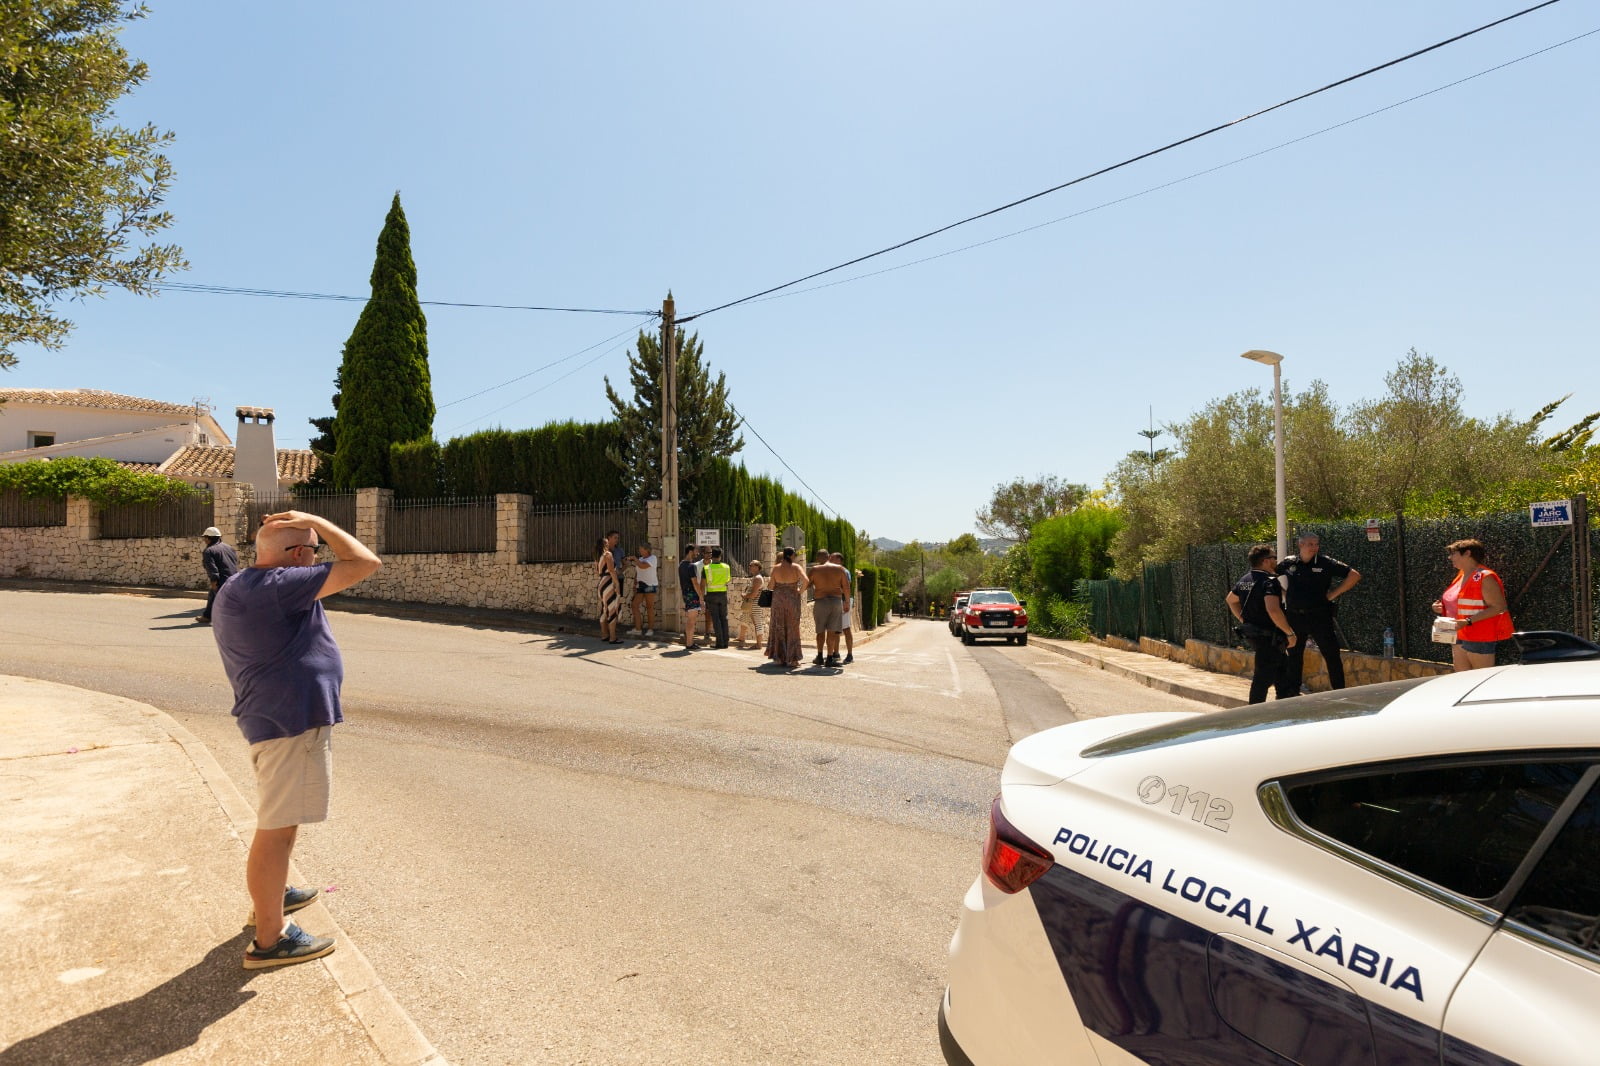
[381,422,628,501]
[856,564,898,628]
[697,456,858,573]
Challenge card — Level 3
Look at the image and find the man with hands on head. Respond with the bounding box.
[211,510,381,969]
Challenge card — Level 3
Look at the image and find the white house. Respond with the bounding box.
[0,388,314,491]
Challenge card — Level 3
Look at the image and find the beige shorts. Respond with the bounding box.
[813,595,845,633]
[250,726,332,830]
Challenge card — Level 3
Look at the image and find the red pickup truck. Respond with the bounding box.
[956,588,1029,645]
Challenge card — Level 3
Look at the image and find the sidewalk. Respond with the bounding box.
[1015,631,1251,708]
[0,674,445,1066]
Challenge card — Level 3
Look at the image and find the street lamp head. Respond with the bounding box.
[1241,349,1284,366]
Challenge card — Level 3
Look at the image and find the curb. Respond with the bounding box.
[155,710,449,1065]
[1028,638,1246,709]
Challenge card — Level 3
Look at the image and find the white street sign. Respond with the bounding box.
[1529,500,1573,527]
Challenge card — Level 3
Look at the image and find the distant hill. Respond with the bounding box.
[871,536,1014,555]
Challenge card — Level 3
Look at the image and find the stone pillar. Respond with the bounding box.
[497,493,531,564]
[357,488,391,555]
[214,481,253,548]
[67,495,99,540]
[755,523,777,574]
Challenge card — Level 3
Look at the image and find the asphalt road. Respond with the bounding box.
[1,589,1209,1065]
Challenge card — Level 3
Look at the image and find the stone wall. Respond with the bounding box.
[0,491,807,630]
[1104,633,1450,690]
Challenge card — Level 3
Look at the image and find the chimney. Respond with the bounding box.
[234,407,279,492]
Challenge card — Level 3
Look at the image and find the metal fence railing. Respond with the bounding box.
[0,491,67,528]
[385,496,496,554]
[1084,502,1599,666]
[246,491,357,542]
[526,502,646,563]
[683,518,756,566]
[99,492,215,540]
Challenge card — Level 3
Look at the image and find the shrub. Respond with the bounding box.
[0,457,198,506]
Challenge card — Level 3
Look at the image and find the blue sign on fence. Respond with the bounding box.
[1529,499,1573,527]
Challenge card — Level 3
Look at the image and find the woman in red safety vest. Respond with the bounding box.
[1431,538,1514,671]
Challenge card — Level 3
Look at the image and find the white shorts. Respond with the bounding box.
[250,726,332,830]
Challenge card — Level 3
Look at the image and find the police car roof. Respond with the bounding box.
[1018,661,1600,784]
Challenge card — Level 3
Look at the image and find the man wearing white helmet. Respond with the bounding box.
[196,525,240,624]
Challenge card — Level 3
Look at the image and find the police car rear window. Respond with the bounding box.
[1081,677,1434,758]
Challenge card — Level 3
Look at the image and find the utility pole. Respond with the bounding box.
[1137,406,1162,466]
[659,295,681,634]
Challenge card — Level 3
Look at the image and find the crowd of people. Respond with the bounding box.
[1227,531,1514,704]
[588,533,859,670]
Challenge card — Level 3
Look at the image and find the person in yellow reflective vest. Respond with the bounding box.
[703,548,733,649]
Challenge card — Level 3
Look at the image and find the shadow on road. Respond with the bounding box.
[0,930,259,1066]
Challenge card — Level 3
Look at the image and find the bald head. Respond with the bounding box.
[257,523,318,567]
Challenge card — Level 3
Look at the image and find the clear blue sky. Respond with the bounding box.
[7,1,1597,543]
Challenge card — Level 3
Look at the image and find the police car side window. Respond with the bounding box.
[1505,781,1600,957]
[1285,761,1587,901]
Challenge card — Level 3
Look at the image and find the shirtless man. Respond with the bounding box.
[807,550,851,668]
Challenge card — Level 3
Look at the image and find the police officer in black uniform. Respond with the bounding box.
[1276,532,1361,692]
[1226,544,1298,703]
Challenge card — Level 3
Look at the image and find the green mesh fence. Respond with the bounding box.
[1083,508,1597,662]
[1085,577,1143,640]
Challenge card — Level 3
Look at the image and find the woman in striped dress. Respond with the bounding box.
[596,538,623,643]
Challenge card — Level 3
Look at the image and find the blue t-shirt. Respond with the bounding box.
[212,563,344,744]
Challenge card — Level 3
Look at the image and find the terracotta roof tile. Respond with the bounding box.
[276,449,319,483]
[0,388,206,417]
[161,445,318,484]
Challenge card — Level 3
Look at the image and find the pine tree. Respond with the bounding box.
[329,194,434,490]
[603,314,743,508]
[301,368,341,487]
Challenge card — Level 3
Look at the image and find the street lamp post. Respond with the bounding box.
[1241,349,1287,560]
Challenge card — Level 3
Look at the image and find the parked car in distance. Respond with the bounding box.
[957,588,1028,645]
[948,591,972,636]
[939,658,1600,1066]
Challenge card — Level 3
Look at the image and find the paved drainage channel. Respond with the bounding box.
[966,646,1079,743]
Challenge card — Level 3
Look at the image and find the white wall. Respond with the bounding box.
[0,404,201,456]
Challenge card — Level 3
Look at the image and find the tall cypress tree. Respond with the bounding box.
[329,194,434,490]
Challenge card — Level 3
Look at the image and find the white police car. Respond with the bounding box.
[941,657,1600,1066]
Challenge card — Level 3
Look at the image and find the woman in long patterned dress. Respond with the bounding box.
[764,547,809,669]
[596,538,622,643]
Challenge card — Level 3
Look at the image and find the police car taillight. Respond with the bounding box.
[983,796,1053,893]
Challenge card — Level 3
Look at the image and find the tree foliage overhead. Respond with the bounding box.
[328,195,434,490]
[1106,349,1598,577]
[603,317,742,509]
[975,475,1089,543]
[0,0,186,368]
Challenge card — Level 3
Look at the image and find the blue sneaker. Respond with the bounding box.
[283,885,320,914]
[247,885,320,924]
[242,921,335,969]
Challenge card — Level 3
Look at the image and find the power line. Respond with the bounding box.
[741,24,1600,308]
[676,0,1565,324]
[730,403,838,519]
[155,280,657,317]
[436,321,647,410]
[443,341,630,436]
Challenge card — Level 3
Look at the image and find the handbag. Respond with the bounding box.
[757,584,773,608]
[1431,615,1460,645]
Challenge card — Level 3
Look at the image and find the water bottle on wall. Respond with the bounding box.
[1382,627,1395,659]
